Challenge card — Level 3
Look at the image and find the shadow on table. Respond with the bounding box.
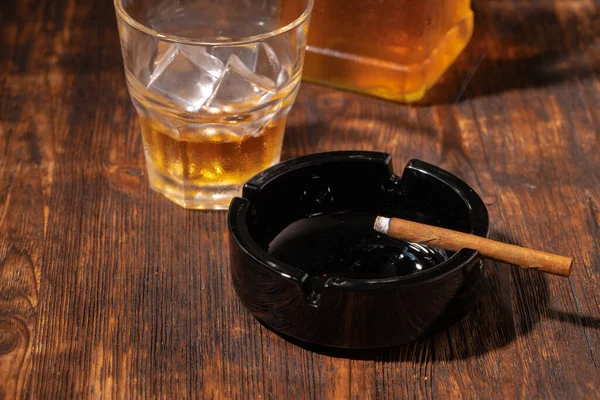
[260,229,600,361]
[418,0,600,105]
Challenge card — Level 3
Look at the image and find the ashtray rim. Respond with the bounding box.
[228,151,489,290]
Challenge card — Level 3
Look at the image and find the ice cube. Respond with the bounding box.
[203,54,276,112]
[146,44,225,112]
[254,42,282,84]
[211,44,258,71]
[147,44,179,87]
[180,45,224,79]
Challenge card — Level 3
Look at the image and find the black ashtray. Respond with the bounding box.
[228,151,489,349]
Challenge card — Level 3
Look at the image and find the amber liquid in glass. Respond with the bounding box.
[140,114,286,207]
[297,0,473,101]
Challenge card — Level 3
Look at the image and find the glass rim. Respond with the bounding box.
[114,0,314,46]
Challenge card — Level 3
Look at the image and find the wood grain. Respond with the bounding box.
[0,0,599,398]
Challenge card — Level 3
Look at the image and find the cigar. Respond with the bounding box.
[373,216,573,277]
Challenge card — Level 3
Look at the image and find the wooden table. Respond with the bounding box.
[1,0,599,397]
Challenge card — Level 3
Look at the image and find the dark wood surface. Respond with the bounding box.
[1,0,599,397]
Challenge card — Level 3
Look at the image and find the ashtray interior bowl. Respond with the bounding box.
[228,151,489,349]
